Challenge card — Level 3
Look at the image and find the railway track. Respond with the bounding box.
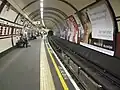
[48,36,120,90]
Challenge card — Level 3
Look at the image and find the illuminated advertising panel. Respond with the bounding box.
[78,0,117,56]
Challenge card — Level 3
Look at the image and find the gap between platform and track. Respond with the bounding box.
[45,39,80,90]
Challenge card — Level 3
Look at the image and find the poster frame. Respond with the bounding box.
[75,0,118,56]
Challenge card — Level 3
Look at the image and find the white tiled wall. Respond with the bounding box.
[0,38,12,53]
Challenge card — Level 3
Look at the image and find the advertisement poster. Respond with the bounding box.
[66,15,79,43]
[79,9,92,43]
[66,18,74,42]
[78,0,116,56]
[115,21,120,58]
[60,25,66,39]
[73,14,84,43]
[87,3,114,41]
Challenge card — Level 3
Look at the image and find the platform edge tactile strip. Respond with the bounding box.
[40,40,55,90]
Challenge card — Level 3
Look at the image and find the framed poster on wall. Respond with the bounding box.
[73,14,84,43]
[66,15,79,43]
[77,0,117,56]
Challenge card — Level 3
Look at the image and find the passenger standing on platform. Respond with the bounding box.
[23,31,28,48]
[19,33,24,44]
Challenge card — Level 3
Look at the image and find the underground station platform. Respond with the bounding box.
[0,37,80,90]
[0,36,120,90]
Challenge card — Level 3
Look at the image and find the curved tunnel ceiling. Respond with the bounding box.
[34,16,61,24]
[43,16,64,30]
[28,7,68,19]
[21,0,74,15]
[44,18,60,28]
[13,0,96,28]
[31,11,66,28]
[44,19,60,29]
[44,18,61,30]
[30,11,64,21]
[44,19,59,27]
[20,0,96,15]
[31,12,64,25]
[34,16,62,29]
[44,19,56,28]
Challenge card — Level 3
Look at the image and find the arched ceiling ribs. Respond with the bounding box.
[43,16,65,30]
[22,0,39,10]
[34,15,62,29]
[44,19,57,26]
[31,11,64,22]
[34,15,61,24]
[28,7,68,19]
[44,18,61,30]
[21,0,70,18]
[44,19,56,27]
[29,8,65,19]
[58,0,78,12]
[44,19,60,30]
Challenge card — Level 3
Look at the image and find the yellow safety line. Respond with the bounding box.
[40,41,55,90]
[47,47,69,90]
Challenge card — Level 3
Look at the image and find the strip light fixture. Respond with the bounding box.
[40,0,45,26]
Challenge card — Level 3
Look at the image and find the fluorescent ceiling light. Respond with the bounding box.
[41,13,43,19]
[41,16,43,19]
[40,8,43,12]
[41,10,43,14]
[42,19,45,26]
[40,2,43,7]
[41,12,43,16]
[40,0,45,26]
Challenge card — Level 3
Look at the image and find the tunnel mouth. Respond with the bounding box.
[48,30,54,36]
